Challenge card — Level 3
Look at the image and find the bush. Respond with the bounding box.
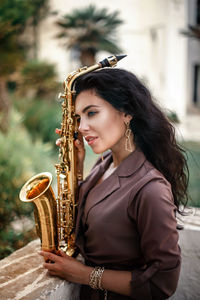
[14,96,61,146]
[183,141,200,207]
[0,109,55,258]
[18,60,60,99]
[11,59,63,148]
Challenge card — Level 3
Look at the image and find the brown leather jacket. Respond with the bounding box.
[75,149,181,300]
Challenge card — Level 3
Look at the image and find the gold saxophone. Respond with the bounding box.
[19,55,126,256]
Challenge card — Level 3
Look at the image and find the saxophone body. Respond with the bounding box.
[19,55,126,256]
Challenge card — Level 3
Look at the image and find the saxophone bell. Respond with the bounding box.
[19,172,59,253]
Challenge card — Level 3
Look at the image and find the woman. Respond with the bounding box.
[39,68,188,299]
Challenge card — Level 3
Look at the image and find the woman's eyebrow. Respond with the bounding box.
[75,105,99,116]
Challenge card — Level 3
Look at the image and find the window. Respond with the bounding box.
[197,0,200,25]
[193,65,200,107]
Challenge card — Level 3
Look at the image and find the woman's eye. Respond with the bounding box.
[88,111,96,117]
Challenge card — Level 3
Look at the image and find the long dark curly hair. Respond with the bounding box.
[75,68,189,212]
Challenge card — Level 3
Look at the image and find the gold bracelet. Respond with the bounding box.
[89,267,105,290]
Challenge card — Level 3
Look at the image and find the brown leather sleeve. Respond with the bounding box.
[128,178,181,299]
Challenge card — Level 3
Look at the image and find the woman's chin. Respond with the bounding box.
[92,149,103,154]
[91,147,108,155]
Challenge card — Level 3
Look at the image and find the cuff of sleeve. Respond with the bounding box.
[131,280,152,300]
[130,262,159,300]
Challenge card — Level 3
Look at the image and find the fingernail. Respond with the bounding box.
[56,139,60,146]
[76,140,80,144]
[55,128,61,134]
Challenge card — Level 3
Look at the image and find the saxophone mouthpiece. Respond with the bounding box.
[99,54,127,68]
[115,54,127,62]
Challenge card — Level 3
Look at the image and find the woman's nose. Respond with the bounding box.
[78,119,89,133]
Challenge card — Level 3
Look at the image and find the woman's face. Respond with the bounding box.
[75,89,131,154]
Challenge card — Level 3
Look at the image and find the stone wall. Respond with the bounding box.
[0,240,80,300]
[0,209,200,300]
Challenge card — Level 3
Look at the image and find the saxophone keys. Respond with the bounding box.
[58,93,66,102]
[59,173,66,179]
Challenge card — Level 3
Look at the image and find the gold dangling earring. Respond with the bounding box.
[101,153,104,161]
[125,121,133,152]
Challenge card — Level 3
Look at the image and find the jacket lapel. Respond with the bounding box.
[83,172,120,223]
[75,153,113,249]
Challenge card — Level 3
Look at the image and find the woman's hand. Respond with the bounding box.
[39,250,91,284]
[55,128,85,176]
[74,132,85,170]
[39,251,132,296]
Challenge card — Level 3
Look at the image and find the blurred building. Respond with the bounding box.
[38,0,200,120]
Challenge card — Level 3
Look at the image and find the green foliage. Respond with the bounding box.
[0,0,33,35]
[84,144,99,177]
[0,109,55,257]
[183,141,200,207]
[14,96,61,146]
[0,0,31,75]
[18,60,60,98]
[56,4,123,58]
[13,59,61,145]
[28,0,50,26]
[0,0,50,76]
[0,228,37,259]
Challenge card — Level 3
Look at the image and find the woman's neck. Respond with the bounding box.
[111,144,136,167]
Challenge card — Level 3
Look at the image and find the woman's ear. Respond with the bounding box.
[123,113,133,123]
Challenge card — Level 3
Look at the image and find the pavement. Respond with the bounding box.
[178,207,200,230]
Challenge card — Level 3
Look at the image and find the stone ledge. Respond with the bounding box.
[178,207,200,230]
[0,240,80,300]
[1,207,200,300]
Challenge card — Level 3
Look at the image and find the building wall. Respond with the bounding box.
[187,0,200,110]
[38,0,190,118]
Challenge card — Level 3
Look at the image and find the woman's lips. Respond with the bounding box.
[85,136,98,145]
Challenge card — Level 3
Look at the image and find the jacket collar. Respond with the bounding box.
[83,149,146,210]
[97,148,146,177]
[116,148,146,177]
[78,148,146,209]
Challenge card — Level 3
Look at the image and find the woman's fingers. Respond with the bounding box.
[74,139,84,150]
[55,128,61,135]
[56,137,84,149]
[55,128,85,166]
[55,128,61,147]
[48,270,57,276]
[59,250,68,258]
[38,251,61,263]
[56,138,61,146]
[55,129,84,150]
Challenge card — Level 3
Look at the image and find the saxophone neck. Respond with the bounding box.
[64,54,127,93]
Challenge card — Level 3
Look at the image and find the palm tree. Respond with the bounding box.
[30,0,50,59]
[56,5,123,65]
